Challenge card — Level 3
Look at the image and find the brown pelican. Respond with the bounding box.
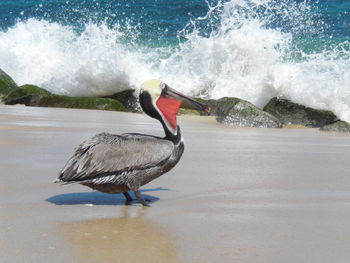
[55,80,209,206]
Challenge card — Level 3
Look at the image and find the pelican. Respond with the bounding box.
[55,80,209,206]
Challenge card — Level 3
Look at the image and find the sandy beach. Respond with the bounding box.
[1,105,350,263]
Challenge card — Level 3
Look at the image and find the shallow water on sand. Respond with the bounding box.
[60,208,179,263]
[1,105,350,263]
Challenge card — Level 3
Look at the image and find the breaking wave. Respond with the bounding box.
[0,0,349,121]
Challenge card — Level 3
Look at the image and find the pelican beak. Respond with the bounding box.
[162,85,210,113]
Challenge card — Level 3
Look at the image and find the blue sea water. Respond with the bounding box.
[0,0,349,120]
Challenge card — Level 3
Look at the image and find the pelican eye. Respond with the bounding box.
[160,83,169,96]
[160,82,166,90]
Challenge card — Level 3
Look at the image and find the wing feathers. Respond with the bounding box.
[58,133,174,182]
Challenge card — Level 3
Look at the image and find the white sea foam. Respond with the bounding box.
[0,19,153,96]
[161,0,350,121]
[0,0,349,121]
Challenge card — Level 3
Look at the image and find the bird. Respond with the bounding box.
[55,80,210,206]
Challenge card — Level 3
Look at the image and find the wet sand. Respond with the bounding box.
[1,105,350,263]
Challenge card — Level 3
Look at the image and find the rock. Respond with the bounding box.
[320,121,350,133]
[104,89,141,112]
[4,84,51,105]
[5,84,127,112]
[36,95,127,111]
[0,69,17,100]
[18,84,51,96]
[263,97,338,127]
[194,98,219,116]
[214,97,282,128]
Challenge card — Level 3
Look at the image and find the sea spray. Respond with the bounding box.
[0,0,349,121]
[162,0,350,121]
[0,19,153,96]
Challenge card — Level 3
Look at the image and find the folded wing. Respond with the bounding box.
[57,133,174,182]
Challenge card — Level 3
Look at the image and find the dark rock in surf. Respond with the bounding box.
[104,89,141,112]
[5,84,127,112]
[320,121,350,133]
[194,98,220,116]
[36,95,127,111]
[0,69,18,100]
[263,97,338,127]
[4,84,51,105]
[214,97,282,128]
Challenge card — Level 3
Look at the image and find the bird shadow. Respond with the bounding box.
[46,187,169,206]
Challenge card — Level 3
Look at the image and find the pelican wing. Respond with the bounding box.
[58,132,174,182]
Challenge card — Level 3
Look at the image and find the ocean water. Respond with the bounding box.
[0,0,349,121]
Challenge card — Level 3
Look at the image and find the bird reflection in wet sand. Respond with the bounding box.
[55,80,210,206]
[60,207,179,263]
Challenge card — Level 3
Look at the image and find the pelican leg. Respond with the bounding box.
[123,192,133,202]
[134,190,150,207]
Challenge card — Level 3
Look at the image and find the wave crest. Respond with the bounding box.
[0,0,349,121]
[0,18,152,96]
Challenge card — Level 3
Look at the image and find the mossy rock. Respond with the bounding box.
[263,97,338,127]
[104,89,141,112]
[4,84,51,105]
[0,69,18,100]
[36,95,127,111]
[320,121,350,133]
[20,84,51,96]
[194,98,219,116]
[4,83,126,111]
[215,97,282,128]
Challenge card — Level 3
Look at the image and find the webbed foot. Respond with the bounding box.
[134,190,150,207]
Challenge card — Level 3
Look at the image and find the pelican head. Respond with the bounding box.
[139,80,210,136]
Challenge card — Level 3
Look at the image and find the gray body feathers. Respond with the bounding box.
[57,132,184,193]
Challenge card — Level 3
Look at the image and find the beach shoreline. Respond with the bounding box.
[1,105,350,263]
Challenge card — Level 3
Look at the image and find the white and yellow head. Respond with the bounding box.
[140,79,164,101]
[139,80,210,135]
